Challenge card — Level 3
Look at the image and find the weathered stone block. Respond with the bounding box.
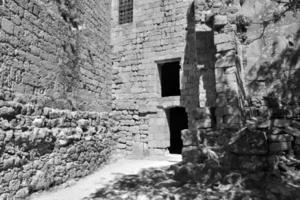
[195,118,212,128]
[181,129,198,146]
[190,107,211,120]
[214,15,228,26]
[284,126,300,137]
[32,118,45,128]
[216,42,235,52]
[182,146,200,163]
[0,106,15,118]
[268,134,293,142]
[273,119,290,128]
[1,18,14,34]
[215,51,236,68]
[15,187,29,199]
[269,142,291,153]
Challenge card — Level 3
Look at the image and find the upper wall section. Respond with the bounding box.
[111,0,193,111]
[0,0,112,112]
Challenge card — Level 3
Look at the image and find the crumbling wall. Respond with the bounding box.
[0,0,112,112]
[182,0,300,171]
[0,89,118,199]
[111,0,247,155]
[241,0,300,116]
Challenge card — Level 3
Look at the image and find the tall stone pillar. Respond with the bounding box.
[193,0,243,131]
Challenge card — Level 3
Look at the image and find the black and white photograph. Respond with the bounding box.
[0,0,300,199]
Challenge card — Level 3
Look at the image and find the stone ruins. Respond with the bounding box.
[0,0,299,198]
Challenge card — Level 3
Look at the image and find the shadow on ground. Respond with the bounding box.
[85,159,300,200]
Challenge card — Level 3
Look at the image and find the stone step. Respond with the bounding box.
[269,142,291,152]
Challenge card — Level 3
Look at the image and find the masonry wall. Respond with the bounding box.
[0,88,118,199]
[111,0,198,155]
[181,0,300,171]
[0,0,112,112]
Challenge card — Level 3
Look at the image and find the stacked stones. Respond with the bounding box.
[268,119,300,163]
[181,129,199,163]
[109,103,142,155]
[0,0,112,112]
[229,121,269,171]
[181,0,245,166]
[0,90,118,199]
[194,0,244,130]
[182,107,224,164]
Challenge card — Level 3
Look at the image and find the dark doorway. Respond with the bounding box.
[167,107,188,154]
[158,61,181,97]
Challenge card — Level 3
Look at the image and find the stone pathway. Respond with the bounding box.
[29,155,181,200]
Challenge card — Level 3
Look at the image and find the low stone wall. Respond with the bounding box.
[0,91,118,199]
[181,106,300,172]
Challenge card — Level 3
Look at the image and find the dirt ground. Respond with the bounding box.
[29,156,181,200]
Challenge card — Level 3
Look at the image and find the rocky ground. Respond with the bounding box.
[87,158,300,200]
[28,158,179,200]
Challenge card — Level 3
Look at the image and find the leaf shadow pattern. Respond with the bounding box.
[247,27,300,117]
[86,157,300,200]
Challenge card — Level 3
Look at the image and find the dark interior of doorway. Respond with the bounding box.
[167,107,188,154]
[158,61,181,97]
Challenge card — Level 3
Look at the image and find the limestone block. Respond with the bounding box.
[283,126,300,137]
[32,118,45,128]
[15,187,29,198]
[216,82,231,93]
[30,170,53,191]
[190,107,211,120]
[3,157,15,170]
[77,119,89,130]
[117,143,126,149]
[182,146,200,163]
[216,42,235,52]
[4,130,13,142]
[214,15,228,26]
[215,51,236,68]
[0,106,15,118]
[269,142,291,153]
[181,129,198,146]
[0,119,11,130]
[268,134,293,142]
[195,118,212,128]
[9,179,20,192]
[1,18,14,34]
[273,119,290,128]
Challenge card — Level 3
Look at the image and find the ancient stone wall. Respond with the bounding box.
[111,0,248,155]
[111,0,195,155]
[182,0,300,171]
[0,88,118,199]
[0,0,112,112]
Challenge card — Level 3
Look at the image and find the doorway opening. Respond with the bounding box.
[158,61,181,97]
[166,107,188,154]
